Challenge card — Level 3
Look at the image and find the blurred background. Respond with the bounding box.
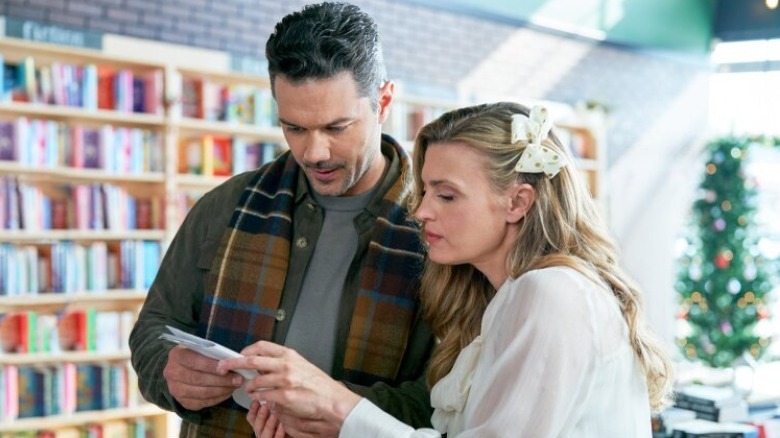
[1,0,780,435]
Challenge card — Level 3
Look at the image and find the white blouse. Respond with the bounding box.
[340,266,651,438]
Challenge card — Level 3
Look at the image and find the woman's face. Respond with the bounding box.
[414,142,520,285]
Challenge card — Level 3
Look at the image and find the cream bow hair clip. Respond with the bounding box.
[511,105,566,178]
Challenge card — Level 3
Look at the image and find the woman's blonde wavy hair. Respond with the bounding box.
[409,102,674,411]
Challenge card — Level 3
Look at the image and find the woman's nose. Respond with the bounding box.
[413,199,433,222]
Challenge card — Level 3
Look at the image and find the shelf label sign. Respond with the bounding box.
[4,17,103,49]
[230,53,267,77]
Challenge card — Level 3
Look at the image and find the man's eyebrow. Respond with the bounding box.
[278,117,354,127]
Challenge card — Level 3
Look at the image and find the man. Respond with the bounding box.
[129,3,434,437]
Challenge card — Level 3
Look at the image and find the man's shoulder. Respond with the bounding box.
[198,170,259,207]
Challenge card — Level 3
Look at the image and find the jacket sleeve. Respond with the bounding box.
[128,173,251,422]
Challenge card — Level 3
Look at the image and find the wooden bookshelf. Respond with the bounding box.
[0,290,148,312]
[0,405,168,433]
[176,66,272,88]
[175,117,286,142]
[173,173,230,191]
[0,351,131,366]
[0,161,165,184]
[0,101,166,127]
[0,229,166,242]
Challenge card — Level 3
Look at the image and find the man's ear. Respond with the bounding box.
[507,183,535,224]
[377,80,394,124]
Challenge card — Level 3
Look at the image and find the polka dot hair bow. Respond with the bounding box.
[511,105,566,178]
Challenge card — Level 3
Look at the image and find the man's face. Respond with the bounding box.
[274,72,393,196]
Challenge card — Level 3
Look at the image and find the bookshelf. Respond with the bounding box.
[2,405,168,434]
[0,36,170,437]
[0,290,148,313]
[0,35,286,436]
[167,65,286,231]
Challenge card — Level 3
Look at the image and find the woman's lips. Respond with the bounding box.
[425,231,442,244]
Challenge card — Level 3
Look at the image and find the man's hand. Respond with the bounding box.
[164,345,244,410]
[217,341,362,429]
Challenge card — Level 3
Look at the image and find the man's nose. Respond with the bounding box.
[303,132,331,164]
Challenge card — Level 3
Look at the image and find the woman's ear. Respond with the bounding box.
[507,183,535,224]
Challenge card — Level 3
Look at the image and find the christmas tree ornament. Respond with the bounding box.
[714,253,730,269]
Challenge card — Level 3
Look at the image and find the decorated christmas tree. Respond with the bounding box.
[676,136,778,368]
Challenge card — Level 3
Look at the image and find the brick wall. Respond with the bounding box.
[1,0,710,165]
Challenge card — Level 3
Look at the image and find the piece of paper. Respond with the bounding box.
[159,325,258,408]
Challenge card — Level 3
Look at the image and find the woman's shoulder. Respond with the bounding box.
[508,266,601,301]
[485,266,610,331]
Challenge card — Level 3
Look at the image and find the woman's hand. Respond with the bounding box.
[249,400,331,438]
[217,341,362,429]
[248,400,285,438]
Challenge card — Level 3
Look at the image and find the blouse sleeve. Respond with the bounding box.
[457,269,602,437]
[340,399,441,438]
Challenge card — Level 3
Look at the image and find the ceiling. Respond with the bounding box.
[715,0,780,42]
[402,0,780,54]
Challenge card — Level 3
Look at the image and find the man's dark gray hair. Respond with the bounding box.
[266,2,387,110]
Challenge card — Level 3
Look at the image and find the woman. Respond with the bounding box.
[218,102,674,437]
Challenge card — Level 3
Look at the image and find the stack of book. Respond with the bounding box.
[675,385,749,423]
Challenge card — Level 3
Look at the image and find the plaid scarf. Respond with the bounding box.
[188,141,425,437]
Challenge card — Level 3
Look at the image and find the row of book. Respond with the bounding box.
[0,363,142,421]
[0,309,134,354]
[4,417,157,438]
[1,54,163,115]
[0,240,161,296]
[1,178,166,232]
[0,118,164,174]
[180,76,277,126]
[178,136,279,176]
